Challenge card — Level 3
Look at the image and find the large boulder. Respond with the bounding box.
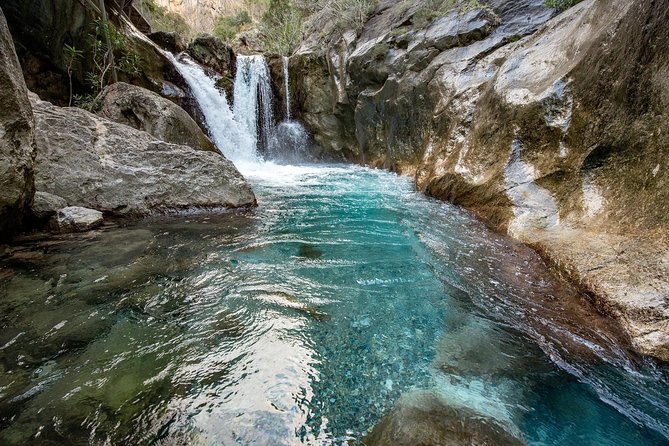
[148,31,186,54]
[98,82,217,152]
[50,206,103,233]
[0,7,35,240]
[30,93,256,216]
[187,35,236,78]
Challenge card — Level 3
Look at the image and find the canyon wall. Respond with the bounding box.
[294,0,669,361]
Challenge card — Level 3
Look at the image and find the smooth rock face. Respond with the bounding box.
[295,0,669,361]
[30,93,256,216]
[98,82,217,153]
[50,206,103,233]
[0,7,35,240]
[31,191,66,220]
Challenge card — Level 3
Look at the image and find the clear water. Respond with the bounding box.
[1,165,668,445]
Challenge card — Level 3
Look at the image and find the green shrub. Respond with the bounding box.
[213,10,253,42]
[544,0,584,11]
[260,0,302,55]
[140,0,190,36]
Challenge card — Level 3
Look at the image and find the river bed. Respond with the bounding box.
[0,164,667,445]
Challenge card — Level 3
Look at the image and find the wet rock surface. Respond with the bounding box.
[30,93,256,216]
[148,31,186,53]
[98,82,217,152]
[295,0,669,361]
[0,7,35,240]
[187,35,236,79]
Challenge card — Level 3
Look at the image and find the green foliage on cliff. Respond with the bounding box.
[64,19,144,111]
[63,44,83,107]
[544,0,584,11]
[214,10,253,41]
[140,0,190,36]
[260,0,303,55]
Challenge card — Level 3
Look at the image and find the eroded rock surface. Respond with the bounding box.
[31,93,256,216]
[0,7,35,240]
[98,82,217,152]
[294,0,669,361]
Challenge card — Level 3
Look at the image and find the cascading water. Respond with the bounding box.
[166,53,258,164]
[265,56,312,164]
[233,55,275,152]
[283,56,291,121]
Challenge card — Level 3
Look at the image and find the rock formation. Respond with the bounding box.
[294,0,669,361]
[31,93,256,216]
[98,82,217,152]
[50,206,104,233]
[0,7,34,240]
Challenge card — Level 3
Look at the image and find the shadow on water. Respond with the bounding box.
[0,165,667,445]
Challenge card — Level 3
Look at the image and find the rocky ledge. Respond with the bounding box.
[31,93,256,217]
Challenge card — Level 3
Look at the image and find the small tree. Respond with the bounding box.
[261,0,302,55]
[63,44,83,107]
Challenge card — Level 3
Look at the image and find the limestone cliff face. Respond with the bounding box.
[0,7,35,240]
[295,0,669,361]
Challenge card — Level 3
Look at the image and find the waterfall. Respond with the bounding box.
[283,56,291,121]
[233,55,275,152]
[166,49,311,166]
[166,53,258,163]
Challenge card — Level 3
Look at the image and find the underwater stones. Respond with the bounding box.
[50,206,103,233]
[297,243,323,259]
[30,191,66,220]
[365,391,523,446]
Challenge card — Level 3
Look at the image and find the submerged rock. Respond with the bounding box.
[50,206,103,233]
[297,243,323,259]
[0,7,35,240]
[365,391,523,446]
[30,93,256,216]
[98,82,217,153]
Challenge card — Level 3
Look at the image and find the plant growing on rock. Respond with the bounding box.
[214,10,253,42]
[260,0,302,55]
[140,0,191,36]
[63,44,83,107]
[74,19,143,111]
[544,0,584,11]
